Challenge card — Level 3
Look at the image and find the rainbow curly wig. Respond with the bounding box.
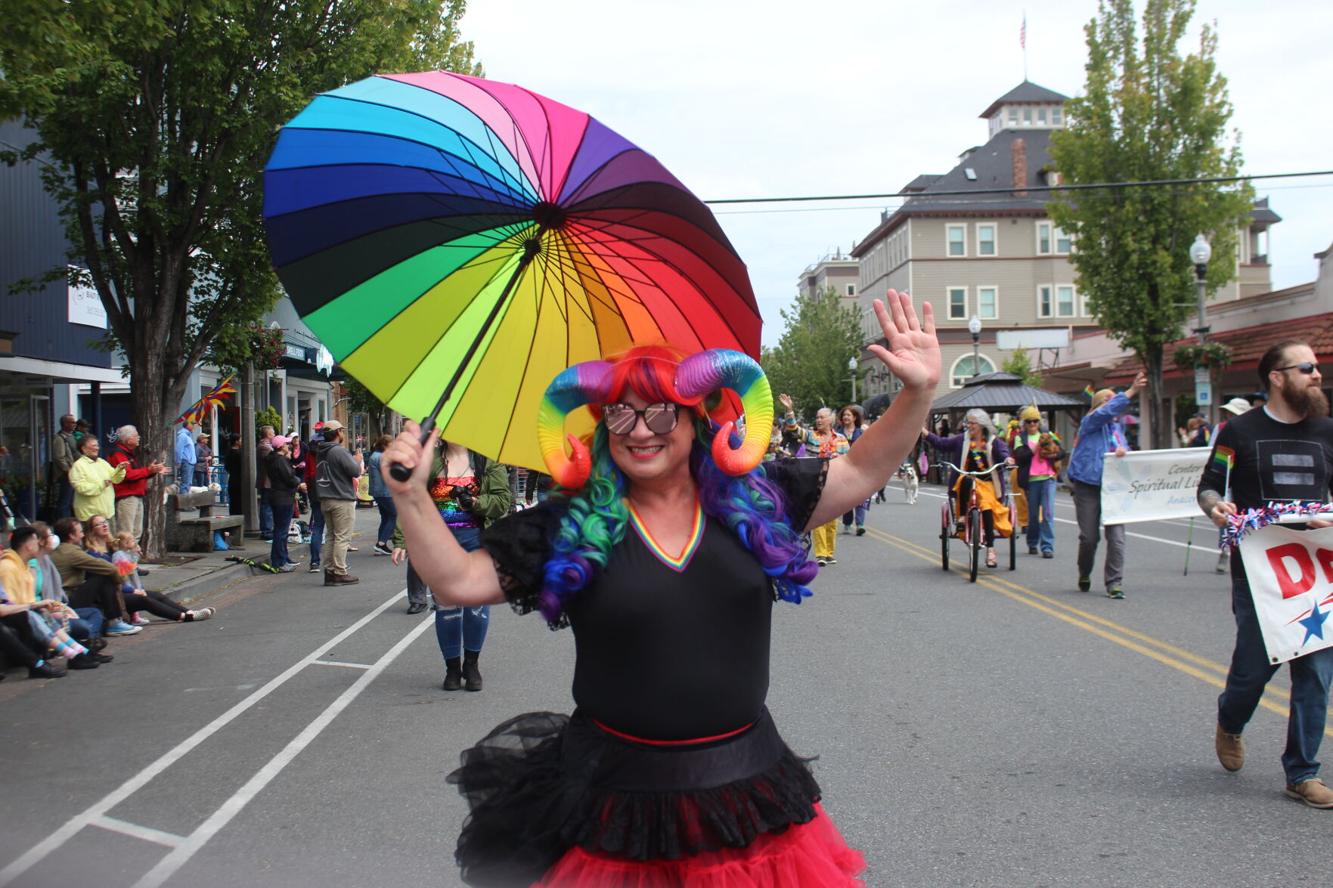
[534,345,814,626]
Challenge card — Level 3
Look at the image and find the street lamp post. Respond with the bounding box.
[848,355,858,404]
[968,315,983,378]
[1189,234,1213,422]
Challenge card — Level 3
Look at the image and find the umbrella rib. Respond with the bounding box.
[558,147,640,206]
[564,225,747,351]
[535,235,647,318]
[494,240,567,459]
[303,92,536,201]
[381,234,534,405]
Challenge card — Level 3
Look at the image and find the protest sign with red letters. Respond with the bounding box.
[1238,524,1333,664]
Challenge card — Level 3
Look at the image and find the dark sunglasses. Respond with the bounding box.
[602,402,680,436]
[1275,362,1321,375]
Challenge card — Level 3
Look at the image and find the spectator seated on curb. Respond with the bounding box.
[29,522,107,652]
[0,589,67,679]
[91,528,213,624]
[50,516,140,637]
[0,527,100,670]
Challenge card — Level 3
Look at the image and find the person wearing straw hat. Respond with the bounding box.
[382,292,939,886]
[1011,406,1065,558]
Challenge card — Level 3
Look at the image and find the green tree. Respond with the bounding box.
[0,0,478,555]
[1002,347,1043,388]
[1048,0,1252,448]
[762,287,864,419]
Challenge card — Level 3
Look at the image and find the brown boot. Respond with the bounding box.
[324,571,360,587]
[1285,777,1333,809]
[1215,724,1244,772]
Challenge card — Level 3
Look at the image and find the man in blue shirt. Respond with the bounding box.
[174,421,197,490]
[1068,371,1145,598]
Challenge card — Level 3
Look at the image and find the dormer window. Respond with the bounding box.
[1052,107,1063,125]
[1037,108,1047,124]
[1008,108,1018,125]
[964,168,977,181]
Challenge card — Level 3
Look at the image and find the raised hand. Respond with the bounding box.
[865,290,940,392]
[382,420,440,496]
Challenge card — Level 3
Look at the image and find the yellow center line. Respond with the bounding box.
[859,526,1333,739]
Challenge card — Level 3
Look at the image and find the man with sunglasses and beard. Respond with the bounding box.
[1198,340,1333,809]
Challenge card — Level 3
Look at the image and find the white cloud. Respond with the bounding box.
[462,0,1333,346]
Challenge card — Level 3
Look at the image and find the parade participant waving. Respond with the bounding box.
[1198,340,1333,809]
[925,408,1013,568]
[779,398,849,565]
[382,291,938,887]
[1068,372,1146,598]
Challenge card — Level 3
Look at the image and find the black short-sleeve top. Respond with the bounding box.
[480,458,826,740]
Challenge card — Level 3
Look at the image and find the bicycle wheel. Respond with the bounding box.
[968,508,982,582]
[939,501,951,571]
[1008,500,1018,570]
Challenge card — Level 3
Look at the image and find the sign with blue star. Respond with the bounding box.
[1238,524,1333,664]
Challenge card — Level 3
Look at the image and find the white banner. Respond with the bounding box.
[1100,448,1210,525]
[1238,524,1333,665]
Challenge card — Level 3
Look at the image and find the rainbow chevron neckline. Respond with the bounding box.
[627,499,704,572]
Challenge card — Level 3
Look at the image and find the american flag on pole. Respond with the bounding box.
[1021,13,1027,49]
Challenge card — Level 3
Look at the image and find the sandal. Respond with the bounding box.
[985,551,998,568]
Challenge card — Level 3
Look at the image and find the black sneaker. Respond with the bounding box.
[308,561,321,573]
[67,653,100,670]
[93,653,115,664]
[1077,575,1091,592]
[28,661,66,679]
[406,602,428,615]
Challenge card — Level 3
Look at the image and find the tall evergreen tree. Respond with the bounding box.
[1048,0,1252,447]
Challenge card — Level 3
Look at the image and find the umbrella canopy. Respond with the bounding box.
[929,372,1086,413]
[263,71,760,471]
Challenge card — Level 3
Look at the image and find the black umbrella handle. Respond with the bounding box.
[389,416,437,483]
[388,233,544,484]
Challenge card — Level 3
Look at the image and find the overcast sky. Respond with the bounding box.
[460,0,1332,348]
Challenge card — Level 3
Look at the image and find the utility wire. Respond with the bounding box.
[702,169,1333,206]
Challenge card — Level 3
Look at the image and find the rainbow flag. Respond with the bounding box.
[1082,384,1095,399]
[1212,445,1235,472]
[178,375,238,425]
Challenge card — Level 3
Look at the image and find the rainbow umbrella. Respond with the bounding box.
[262,71,760,473]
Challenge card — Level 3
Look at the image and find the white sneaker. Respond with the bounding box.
[191,607,215,621]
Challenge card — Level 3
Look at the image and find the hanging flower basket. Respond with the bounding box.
[1173,342,1232,371]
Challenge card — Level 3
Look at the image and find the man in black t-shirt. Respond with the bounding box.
[1198,339,1333,809]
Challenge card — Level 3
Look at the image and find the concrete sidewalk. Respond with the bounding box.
[143,505,377,606]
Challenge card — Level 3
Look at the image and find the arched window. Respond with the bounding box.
[950,354,995,388]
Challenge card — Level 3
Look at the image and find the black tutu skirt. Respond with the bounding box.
[447,708,828,887]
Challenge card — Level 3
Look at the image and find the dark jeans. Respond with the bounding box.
[122,590,189,621]
[258,488,273,538]
[67,574,125,622]
[374,496,397,544]
[56,476,74,519]
[69,607,104,642]
[0,613,44,667]
[307,498,324,566]
[271,501,294,566]
[1218,570,1333,784]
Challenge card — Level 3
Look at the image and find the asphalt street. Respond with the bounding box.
[3,489,1330,888]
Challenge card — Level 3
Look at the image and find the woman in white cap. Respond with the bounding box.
[924,408,1014,568]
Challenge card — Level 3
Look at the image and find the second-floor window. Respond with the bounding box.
[977,286,997,319]
[948,286,967,320]
[977,224,996,257]
[947,225,966,257]
[1038,284,1079,318]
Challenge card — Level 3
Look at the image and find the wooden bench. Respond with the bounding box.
[165,489,245,552]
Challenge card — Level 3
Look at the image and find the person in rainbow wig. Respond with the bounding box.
[382,291,940,887]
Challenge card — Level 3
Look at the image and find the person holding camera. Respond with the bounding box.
[390,439,511,691]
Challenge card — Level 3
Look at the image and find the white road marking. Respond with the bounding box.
[312,658,374,670]
[131,614,435,888]
[90,816,185,848]
[0,589,409,888]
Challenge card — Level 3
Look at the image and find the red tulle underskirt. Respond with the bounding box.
[535,803,865,887]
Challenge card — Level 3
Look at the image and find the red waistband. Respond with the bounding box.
[591,718,755,747]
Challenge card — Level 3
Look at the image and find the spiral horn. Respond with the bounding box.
[675,349,773,477]
[537,361,615,489]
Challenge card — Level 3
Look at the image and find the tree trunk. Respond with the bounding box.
[134,347,191,561]
[1143,351,1170,450]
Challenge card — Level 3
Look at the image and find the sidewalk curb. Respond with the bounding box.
[155,541,312,607]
